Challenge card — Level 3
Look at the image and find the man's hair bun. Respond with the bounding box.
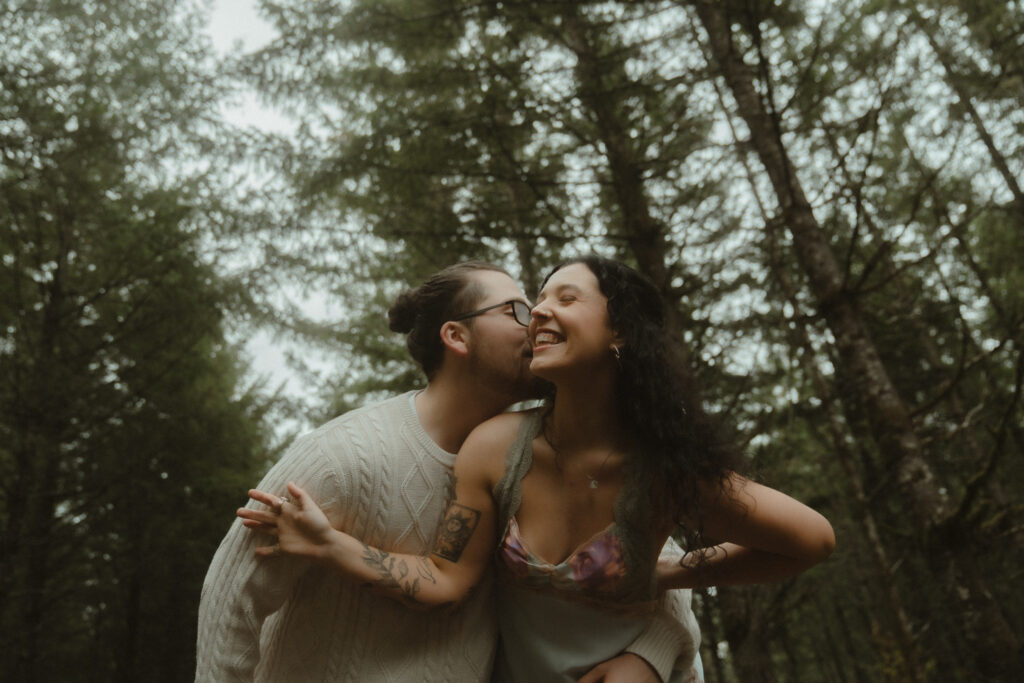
[385,262,509,379]
[387,291,418,333]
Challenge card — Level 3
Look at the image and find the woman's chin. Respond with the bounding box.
[528,358,555,380]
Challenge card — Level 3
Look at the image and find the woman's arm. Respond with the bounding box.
[658,473,835,590]
[237,425,504,609]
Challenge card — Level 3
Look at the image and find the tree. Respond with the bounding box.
[238,1,1024,679]
[237,0,582,402]
[0,2,270,680]
[686,0,1022,677]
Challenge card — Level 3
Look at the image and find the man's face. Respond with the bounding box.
[459,270,543,403]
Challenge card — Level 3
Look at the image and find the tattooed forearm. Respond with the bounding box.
[360,544,423,605]
[415,557,437,584]
[432,503,481,562]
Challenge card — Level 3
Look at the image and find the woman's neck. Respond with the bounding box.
[547,375,624,451]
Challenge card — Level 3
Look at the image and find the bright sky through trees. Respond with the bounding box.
[203,0,320,418]
[5,1,1021,679]
[205,0,275,55]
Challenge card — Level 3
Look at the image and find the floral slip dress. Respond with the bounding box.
[490,410,704,683]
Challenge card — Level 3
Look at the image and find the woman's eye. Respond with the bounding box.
[560,296,576,303]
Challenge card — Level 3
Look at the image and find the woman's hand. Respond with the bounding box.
[237,482,335,560]
[655,550,704,592]
[231,413,511,609]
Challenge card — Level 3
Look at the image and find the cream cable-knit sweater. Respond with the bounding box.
[196,392,694,682]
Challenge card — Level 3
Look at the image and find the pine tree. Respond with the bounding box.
[0,2,270,679]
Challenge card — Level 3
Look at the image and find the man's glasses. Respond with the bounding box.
[452,299,532,327]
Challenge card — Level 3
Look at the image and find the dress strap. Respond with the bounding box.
[492,409,543,537]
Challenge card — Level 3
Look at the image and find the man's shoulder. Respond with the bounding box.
[311,392,413,435]
[284,392,415,457]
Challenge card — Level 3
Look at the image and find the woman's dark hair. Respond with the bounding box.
[388,261,509,379]
[541,255,737,541]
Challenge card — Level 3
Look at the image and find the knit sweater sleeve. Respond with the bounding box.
[195,430,346,682]
[623,538,702,682]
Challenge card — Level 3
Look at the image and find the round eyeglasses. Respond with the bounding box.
[451,299,532,327]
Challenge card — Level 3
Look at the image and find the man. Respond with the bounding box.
[196,262,699,682]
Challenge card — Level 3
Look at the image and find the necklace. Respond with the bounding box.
[544,418,619,489]
[583,449,616,489]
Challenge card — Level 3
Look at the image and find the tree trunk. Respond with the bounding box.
[559,5,689,335]
[719,587,778,683]
[688,0,1019,675]
[6,237,72,682]
[764,219,925,682]
[717,60,926,680]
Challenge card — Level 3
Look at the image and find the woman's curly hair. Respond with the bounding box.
[541,255,738,541]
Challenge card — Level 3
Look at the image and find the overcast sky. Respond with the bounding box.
[204,0,277,55]
[202,1,321,424]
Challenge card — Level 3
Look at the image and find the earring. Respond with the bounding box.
[612,346,621,360]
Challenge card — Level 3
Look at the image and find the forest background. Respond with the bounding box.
[2,1,1022,681]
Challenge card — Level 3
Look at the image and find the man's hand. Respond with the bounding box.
[577,652,661,683]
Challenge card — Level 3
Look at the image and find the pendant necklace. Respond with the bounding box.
[546,419,617,489]
[583,449,616,489]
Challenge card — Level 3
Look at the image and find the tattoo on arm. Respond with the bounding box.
[432,503,481,563]
[444,474,458,506]
[415,557,437,584]
[360,544,423,605]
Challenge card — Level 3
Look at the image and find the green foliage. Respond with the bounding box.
[4,0,1020,680]
[239,0,1023,680]
[0,1,269,680]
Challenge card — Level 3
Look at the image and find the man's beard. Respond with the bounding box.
[469,346,550,405]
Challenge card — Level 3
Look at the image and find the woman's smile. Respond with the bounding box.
[532,328,564,350]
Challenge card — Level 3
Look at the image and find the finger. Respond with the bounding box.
[576,664,607,683]
[253,544,280,558]
[237,508,279,526]
[248,489,280,509]
[240,520,279,535]
[286,481,309,508]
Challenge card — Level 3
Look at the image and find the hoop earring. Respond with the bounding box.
[612,346,622,361]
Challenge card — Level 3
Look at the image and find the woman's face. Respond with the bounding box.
[528,262,619,380]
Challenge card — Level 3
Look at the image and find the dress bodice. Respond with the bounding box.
[491,409,660,607]
[498,516,629,599]
[489,410,684,682]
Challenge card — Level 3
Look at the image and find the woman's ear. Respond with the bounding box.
[611,329,626,352]
[440,320,471,358]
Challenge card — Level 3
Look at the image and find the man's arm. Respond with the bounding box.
[195,432,343,682]
[614,538,701,683]
[619,588,700,682]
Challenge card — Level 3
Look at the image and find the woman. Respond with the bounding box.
[239,256,835,681]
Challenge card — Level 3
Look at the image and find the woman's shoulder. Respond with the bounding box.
[463,407,540,454]
[455,409,539,487]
